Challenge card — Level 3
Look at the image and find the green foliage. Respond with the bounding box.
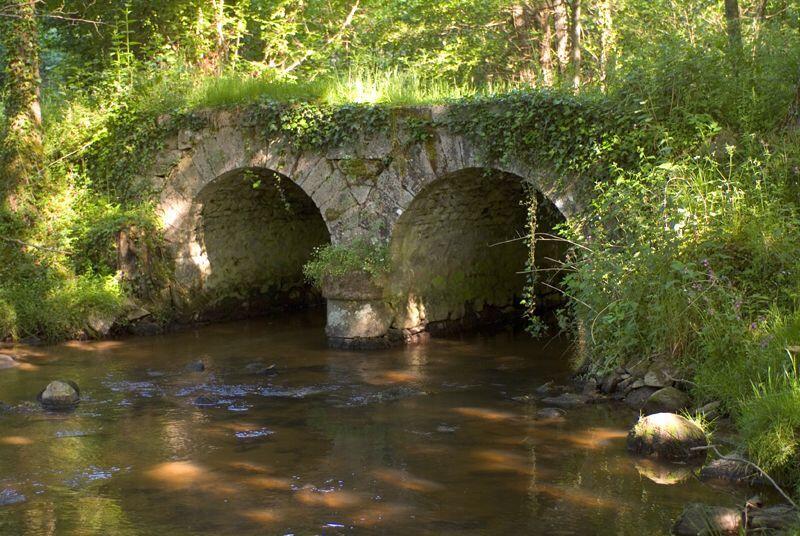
[0,261,124,342]
[562,133,800,485]
[303,239,389,287]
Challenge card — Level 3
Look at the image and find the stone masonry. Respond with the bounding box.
[147,106,582,346]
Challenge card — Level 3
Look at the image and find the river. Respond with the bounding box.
[0,311,744,534]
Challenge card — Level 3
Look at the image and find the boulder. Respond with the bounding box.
[130,321,162,337]
[642,387,691,415]
[699,458,757,485]
[39,380,80,410]
[601,371,622,394]
[671,503,741,535]
[749,505,800,532]
[697,401,721,420]
[627,413,708,461]
[541,392,588,409]
[582,377,599,395]
[0,354,18,370]
[0,489,26,507]
[624,386,659,409]
[86,313,114,338]
[644,360,676,388]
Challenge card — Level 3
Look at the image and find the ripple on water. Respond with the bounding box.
[65,466,124,488]
[104,380,164,398]
[235,428,274,440]
[0,488,26,506]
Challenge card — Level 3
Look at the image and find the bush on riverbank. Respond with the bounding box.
[561,41,800,490]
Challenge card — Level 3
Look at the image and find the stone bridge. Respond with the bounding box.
[147,106,583,347]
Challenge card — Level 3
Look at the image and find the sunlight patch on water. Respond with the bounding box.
[453,407,520,422]
[372,468,444,493]
[295,485,363,508]
[0,436,32,446]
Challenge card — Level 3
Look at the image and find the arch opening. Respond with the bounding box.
[194,168,330,319]
[387,168,568,337]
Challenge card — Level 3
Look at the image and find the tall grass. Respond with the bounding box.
[114,66,521,114]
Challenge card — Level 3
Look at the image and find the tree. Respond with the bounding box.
[724,0,742,59]
[534,1,554,85]
[0,0,43,219]
[570,0,581,89]
[552,0,569,75]
[597,0,613,90]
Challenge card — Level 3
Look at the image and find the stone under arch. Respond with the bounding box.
[386,167,568,338]
[189,167,330,318]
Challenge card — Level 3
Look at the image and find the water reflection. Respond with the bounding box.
[0,312,747,535]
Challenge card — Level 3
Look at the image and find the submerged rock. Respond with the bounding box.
[627,413,707,461]
[536,407,566,421]
[671,503,741,535]
[194,395,218,407]
[244,362,278,375]
[0,489,26,507]
[0,354,17,370]
[39,380,80,410]
[642,386,691,415]
[541,392,588,409]
[184,360,206,372]
[535,381,556,396]
[699,457,758,485]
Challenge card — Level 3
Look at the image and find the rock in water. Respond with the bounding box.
[184,360,206,372]
[749,505,800,532]
[541,392,588,408]
[0,489,26,506]
[0,355,18,370]
[39,380,80,410]
[627,413,707,461]
[245,362,278,375]
[642,386,691,415]
[536,407,566,420]
[699,457,757,485]
[671,503,741,535]
[624,386,659,409]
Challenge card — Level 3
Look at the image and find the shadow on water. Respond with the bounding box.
[0,310,748,535]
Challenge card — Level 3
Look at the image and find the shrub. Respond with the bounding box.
[303,239,389,287]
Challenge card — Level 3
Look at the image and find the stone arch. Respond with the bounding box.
[178,166,330,318]
[386,166,568,336]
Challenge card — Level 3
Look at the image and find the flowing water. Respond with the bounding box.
[0,311,747,535]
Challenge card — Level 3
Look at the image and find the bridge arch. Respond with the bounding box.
[386,166,568,338]
[174,166,330,318]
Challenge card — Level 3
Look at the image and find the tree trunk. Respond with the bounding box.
[0,0,43,218]
[598,0,613,90]
[211,0,227,73]
[724,0,743,59]
[534,2,554,86]
[552,0,569,76]
[570,0,582,89]
[511,3,538,84]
